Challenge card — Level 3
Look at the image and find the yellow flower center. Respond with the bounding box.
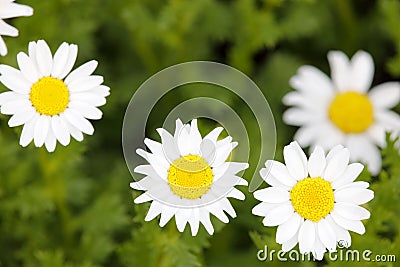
[30,77,70,116]
[290,177,334,222]
[328,91,374,133]
[167,155,213,200]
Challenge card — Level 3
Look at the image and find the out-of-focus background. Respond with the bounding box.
[0,0,399,266]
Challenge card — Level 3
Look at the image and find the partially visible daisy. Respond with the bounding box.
[0,0,33,56]
[252,142,374,260]
[130,119,249,236]
[283,50,400,175]
[0,40,110,152]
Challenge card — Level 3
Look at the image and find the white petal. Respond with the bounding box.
[61,117,84,142]
[159,206,178,227]
[334,203,370,220]
[276,212,303,244]
[64,60,98,84]
[0,91,26,105]
[324,148,349,182]
[8,106,35,127]
[366,123,386,148]
[143,138,162,155]
[327,51,350,91]
[157,128,180,162]
[282,233,299,252]
[34,115,50,147]
[19,113,39,147]
[67,75,104,92]
[260,168,290,190]
[134,192,153,204]
[291,65,335,95]
[70,92,106,107]
[283,108,324,126]
[0,36,7,56]
[294,124,321,148]
[317,218,337,252]
[334,187,374,205]
[252,202,280,217]
[51,115,71,146]
[298,220,316,254]
[135,149,169,179]
[0,19,18,36]
[145,201,163,221]
[262,160,297,187]
[325,214,352,247]
[375,110,400,130]
[69,101,102,120]
[331,211,366,234]
[0,2,33,18]
[17,52,39,82]
[253,187,290,203]
[51,42,70,78]
[369,82,400,109]
[129,177,154,190]
[177,124,191,156]
[312,236,327,261]
[226,188,245,200]
[35,40,53,76]
[57,44,78,80]
[332,163,364,189]
[188,119,202,154]
[346,135,382,175]
[188,209,200,236]
[0,72,31,94]
[1,98,31,115]
[262,203,294,226]
[336,181,370,190]
[204,126,223,143]
[44,129,57,152]
[62,109,94,135]
[308,146,326,178]
[283,141,308,180]
[206,203,229,223]
[199,208,214,235]
[349,51,374,93]
[211,142,237,167]
[200,139,216,164]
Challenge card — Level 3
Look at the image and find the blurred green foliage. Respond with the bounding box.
[0,0,399,266]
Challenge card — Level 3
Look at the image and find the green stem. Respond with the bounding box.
[39,149,73,250]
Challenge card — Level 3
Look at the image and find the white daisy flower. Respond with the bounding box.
[283,50,400,175]
[0,40,110,152]
[252,141,374,260]
[0,0,33,56]
[130,119,249,236]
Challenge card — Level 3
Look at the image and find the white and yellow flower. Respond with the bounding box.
[0,0,33,56]
[130,119,249,236]
[0,40,110,152]
[252,141,373,260]
[283,51,400,175]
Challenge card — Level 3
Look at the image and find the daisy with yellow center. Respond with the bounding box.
[252,142,374,260]
[0,40,110,152]
[283,51,400,175]
[0,0,33,56]
[130,119,249,236]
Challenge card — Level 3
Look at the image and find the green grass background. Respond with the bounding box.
[0,0,399,266]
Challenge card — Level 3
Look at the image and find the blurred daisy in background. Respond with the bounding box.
[252,141,374,260]
[0,40,110,152]
[0,0,33,56]
[283,50,400,175]
[130,119,249,236]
